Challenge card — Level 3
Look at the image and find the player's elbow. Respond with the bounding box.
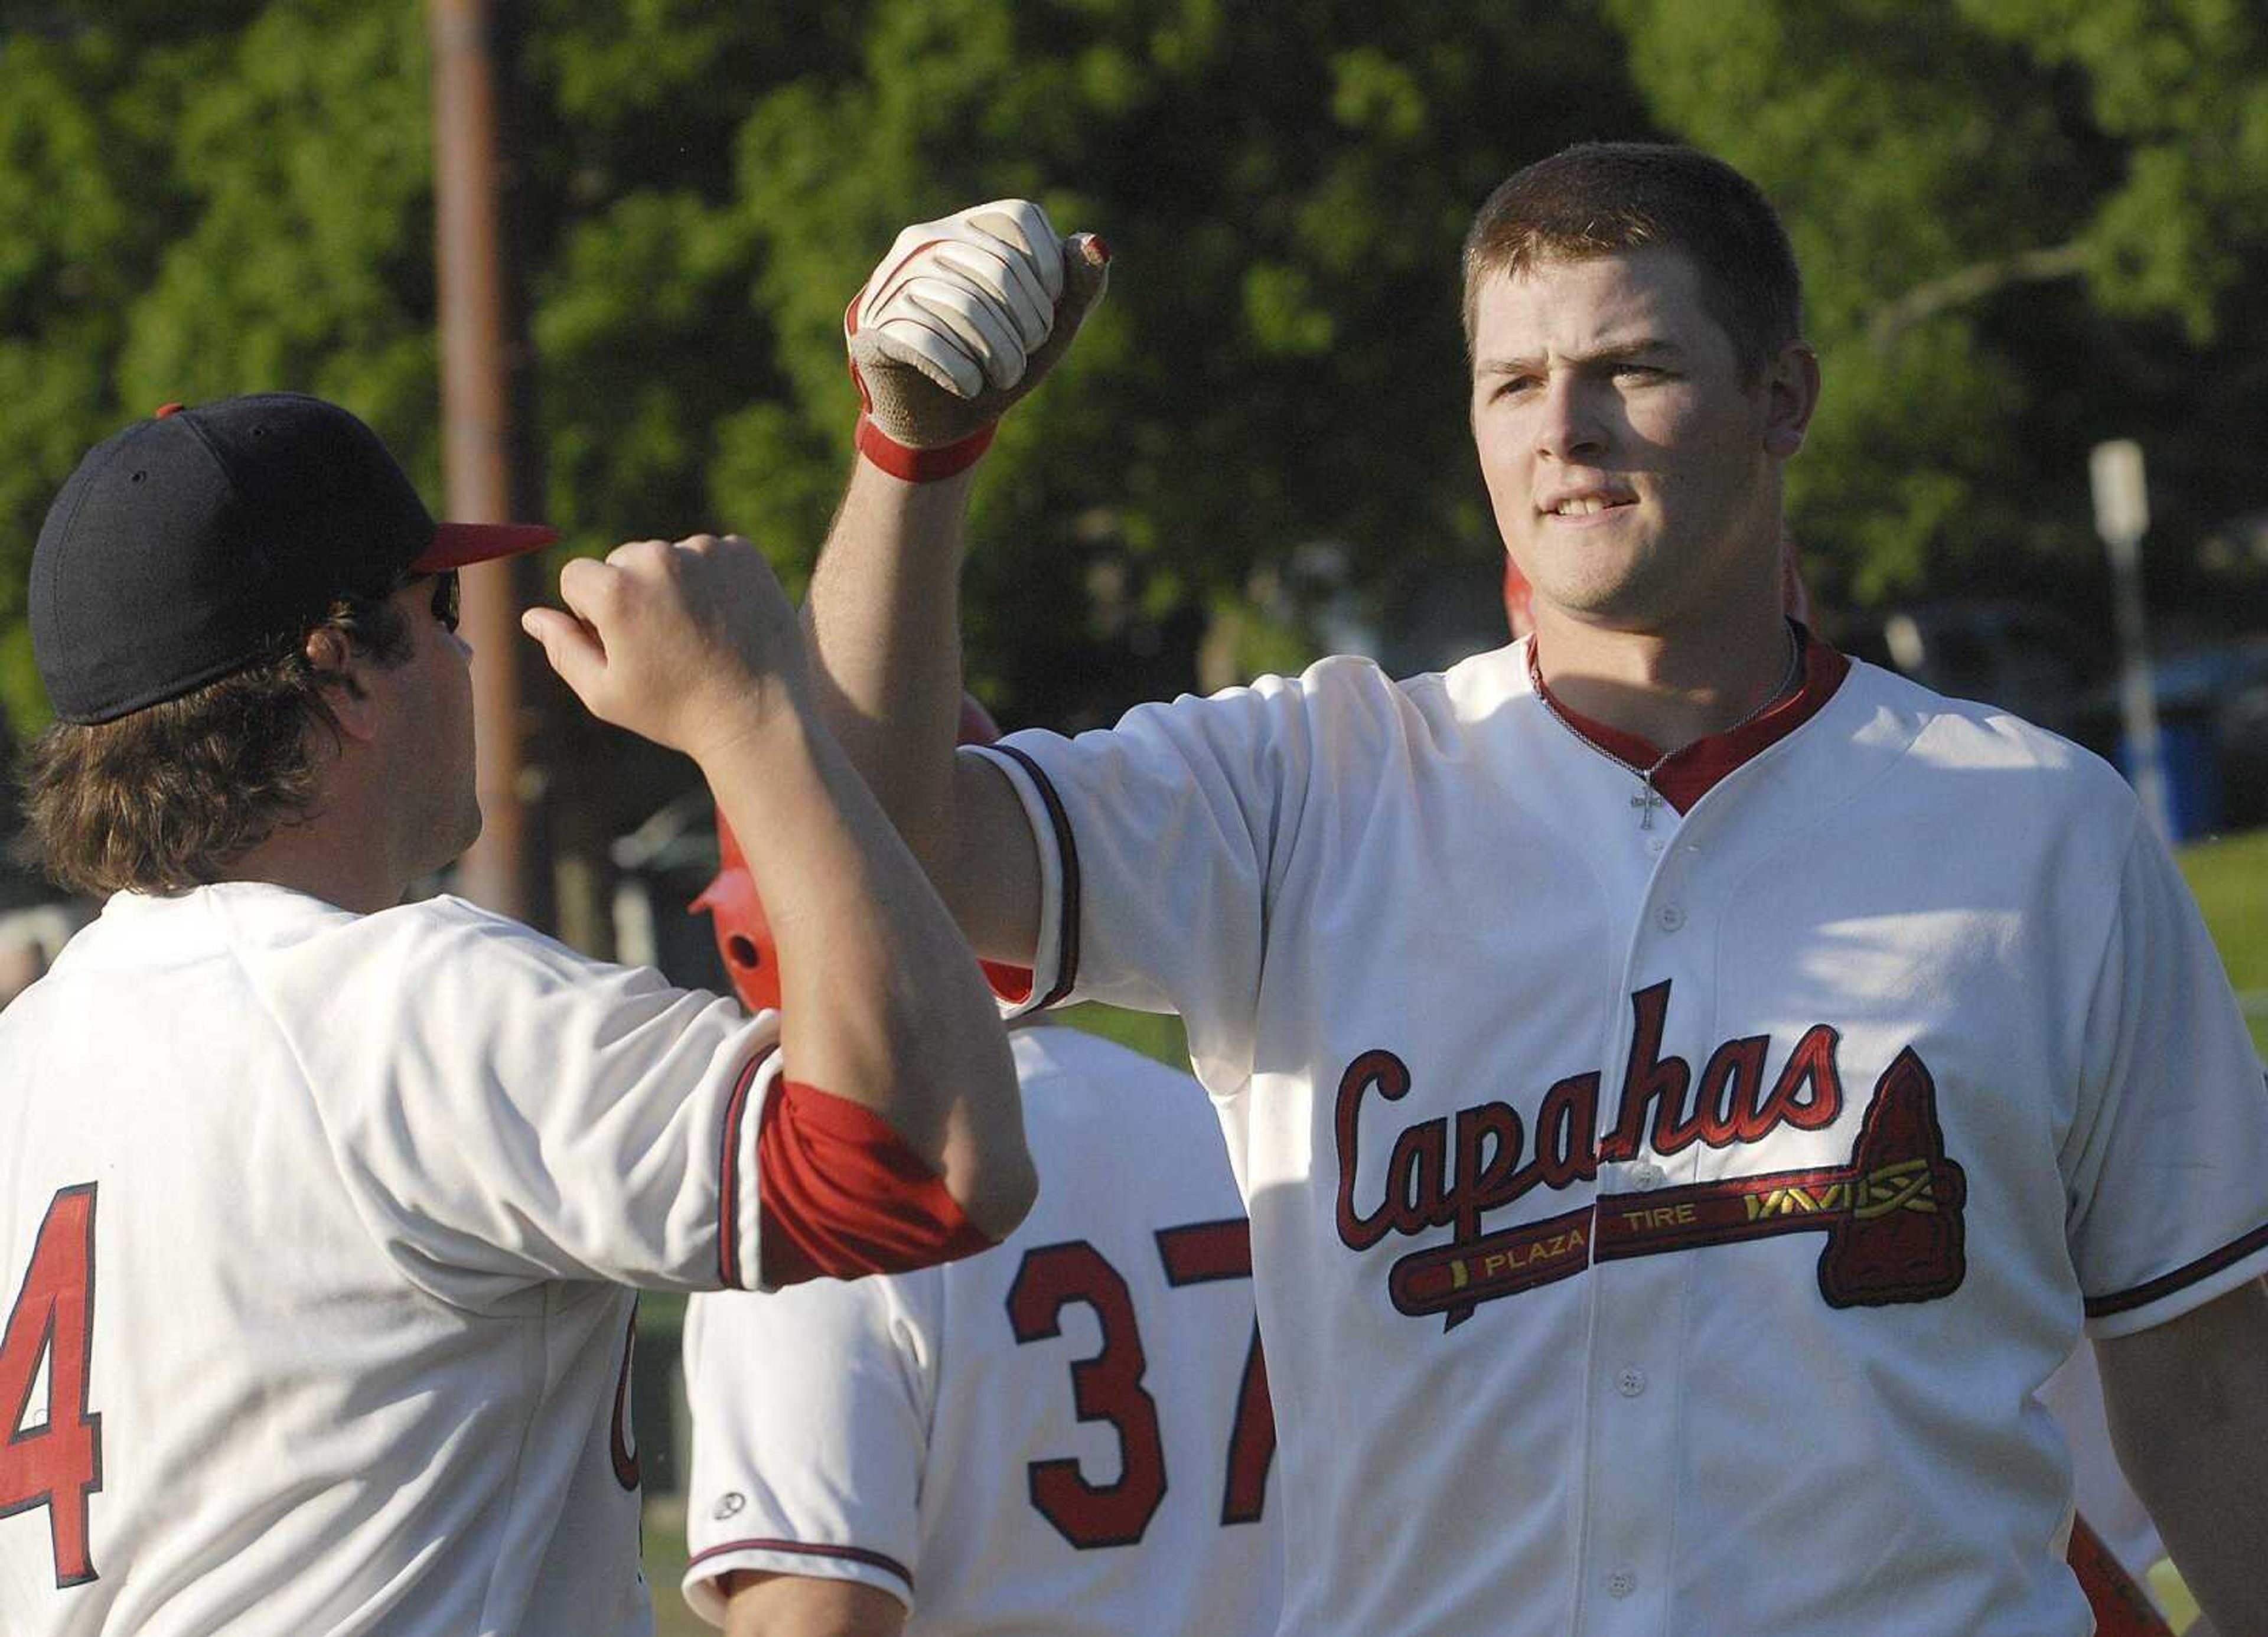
[755,1065,1033,1286]
[951,1136,1038,1245]
[920,999,1035,1245]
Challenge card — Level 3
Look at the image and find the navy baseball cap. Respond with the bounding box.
[30,392,557,724]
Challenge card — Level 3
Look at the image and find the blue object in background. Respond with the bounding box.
[2120,720,2223,842]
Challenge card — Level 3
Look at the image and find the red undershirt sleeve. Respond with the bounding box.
[980,959,1034,1008]
[755,1079,998,1287]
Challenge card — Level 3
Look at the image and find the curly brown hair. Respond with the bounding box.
[15,595,414,896]
[1462,142,1804,385]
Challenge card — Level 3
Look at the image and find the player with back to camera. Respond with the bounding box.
[674,698,1283,1637]
[797,145,2268,1636]
[0,393,1033,1636]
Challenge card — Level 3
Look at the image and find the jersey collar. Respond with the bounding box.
[1525,622,1852,816]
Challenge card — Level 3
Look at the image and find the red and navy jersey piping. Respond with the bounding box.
[2085,1218,2268,1319]
[989,743,1081,1009]
[1526,622,1851,815]
[714,1051,770,1288]
[687,1535,915,1593]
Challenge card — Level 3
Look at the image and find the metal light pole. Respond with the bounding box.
[431,0,551,924]
[2089,439,2172,842]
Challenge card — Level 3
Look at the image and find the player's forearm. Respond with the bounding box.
[2097,1281,2268,1633]
[722,1570,908,1637]
[696,703,1032,1238]
[2123,1438,2268,1632]
[802,457,977,876]
[805,467,1045,968]
[806,200,1104,948]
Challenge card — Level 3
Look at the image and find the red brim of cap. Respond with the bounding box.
[413,521,560,572]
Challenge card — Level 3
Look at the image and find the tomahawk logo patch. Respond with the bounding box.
[1335,979,1968,1330]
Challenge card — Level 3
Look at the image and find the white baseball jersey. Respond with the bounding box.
[968,633,2268,1637]
[681,1024,1283,1636]
[0,882,778,1637]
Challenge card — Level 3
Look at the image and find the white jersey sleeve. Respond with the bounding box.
[242,891,780,1307]
[973,665,1360,1088]
[679,1262,937,1621]
[2062,813,2268,1337]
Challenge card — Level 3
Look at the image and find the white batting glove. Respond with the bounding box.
[846,199,1110,481]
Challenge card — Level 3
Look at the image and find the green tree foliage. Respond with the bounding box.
[531,0,1650,724]
[6,0,2268,741]
[0,1,438,731]
[1,1,1648,735]
[1606,0,2268,609]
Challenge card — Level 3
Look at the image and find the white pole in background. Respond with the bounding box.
[2089,439,2172,842]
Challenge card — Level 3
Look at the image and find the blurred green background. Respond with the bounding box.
[12,0,2268,957]
[8,0,2268,740]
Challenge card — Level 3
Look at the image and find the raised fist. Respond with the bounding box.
[522,534,808,761]
[846,198,1110,480]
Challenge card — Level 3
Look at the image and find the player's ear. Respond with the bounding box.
[1761,341,1820,461]
[305,625,379,742]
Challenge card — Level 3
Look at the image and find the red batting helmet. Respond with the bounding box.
[692,694,1005,1013]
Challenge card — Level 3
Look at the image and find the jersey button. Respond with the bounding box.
[1657,904,1686,931]
[1616,1367,1647,1398]
[1644,835,1666,857]
[1608,1569,1638,1599]
[1628,1162,1664,1191]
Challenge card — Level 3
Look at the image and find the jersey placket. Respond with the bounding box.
[1569,787,1723,1637]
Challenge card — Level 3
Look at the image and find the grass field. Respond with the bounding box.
[643,1499,706,1637]
[634,826,2268,1632]
[2179,826,2268,1058]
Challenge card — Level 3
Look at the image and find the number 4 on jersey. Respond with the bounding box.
[1,1184,103,1587]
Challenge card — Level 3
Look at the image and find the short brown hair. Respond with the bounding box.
[15,595,413,897]
[1462,142,1803,381]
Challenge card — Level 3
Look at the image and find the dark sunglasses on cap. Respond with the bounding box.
[376,568,461,634]
[427,569,461,633]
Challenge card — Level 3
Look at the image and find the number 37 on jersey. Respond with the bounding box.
[1006,1217,1275,1549]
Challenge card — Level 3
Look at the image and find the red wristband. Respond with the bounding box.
[845,290,997,482]
[854,411,995,482]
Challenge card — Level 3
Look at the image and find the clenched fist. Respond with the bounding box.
[521,534,807,761]
[847,198,1111,480]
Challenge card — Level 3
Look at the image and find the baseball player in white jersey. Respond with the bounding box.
[677,729,1283,1637]
[1531,541,2220,1637]
[681,1029,1283,1637]
[0,394,1032,1636]
[796,145,2268,1636]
